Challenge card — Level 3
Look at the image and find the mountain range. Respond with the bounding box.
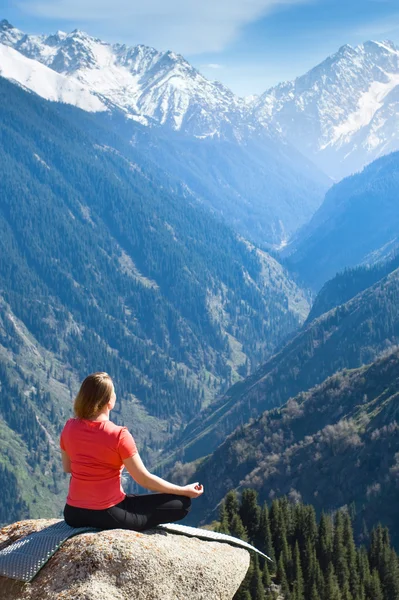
[256,40,399,180]
[0,19,329,247]
[174,257,399,546]
[2,16,399,553]
[2,19,399,186]
[0,74,312,521]
[164,252,399,468]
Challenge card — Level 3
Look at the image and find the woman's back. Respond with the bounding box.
[61,418,136,510]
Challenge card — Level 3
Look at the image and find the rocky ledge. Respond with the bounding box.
[0,519,250,600]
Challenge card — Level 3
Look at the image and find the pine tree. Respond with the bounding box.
[357,546,370,584]
[240,489,261,543]
[276,554,291,599]
[217,501,230,534]
[380,547,399,600]
[341,580,353,600]
[310,582,321,600]
[333,511,349,590]
[230,513,249,542]
[317,513,333,572]
[250,555,266,600]
[303,538,317,597]
[225,491,240,530]
[369,525,384,572]
[256,504,276,563]
[262,561,271,588]
[292,541,305,600]
[343,511,360,599]
[365,569,383,600]
[324,563,342,600]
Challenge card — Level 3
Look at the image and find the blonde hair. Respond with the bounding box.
[74,372,114,420]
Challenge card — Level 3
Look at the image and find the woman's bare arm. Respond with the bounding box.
[61,449,71,473]
[123,453,203,498]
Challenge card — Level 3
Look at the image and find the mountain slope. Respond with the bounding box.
[166,262,399,466]
[189,349,399,548]
[0,75,311,519]
[254,40,399,179]
[285,150,399,290]
[307,253,399,323]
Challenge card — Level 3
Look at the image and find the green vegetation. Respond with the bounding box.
[188,349,399,547]
[217,491,399,600]
[0,76,308,520]
[169,260,399,464]
[307,253,399,323]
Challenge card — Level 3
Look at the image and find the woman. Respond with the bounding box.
[60,372,203,531]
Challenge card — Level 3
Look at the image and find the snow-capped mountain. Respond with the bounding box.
[0,19,330,247]
[253,40,399,179]
[2,18,399,182]
[0,19,254,138]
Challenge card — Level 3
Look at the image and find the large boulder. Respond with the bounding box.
[0,519,250,600]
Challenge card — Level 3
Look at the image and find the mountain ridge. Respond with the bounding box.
[254,39,399,179]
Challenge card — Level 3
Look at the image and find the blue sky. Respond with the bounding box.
[3,0,399,95]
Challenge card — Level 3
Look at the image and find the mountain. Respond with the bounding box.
[307,253,399,323]
[189,349,399,549]
[0,19,253,136]
[0,19,329,246]
[284,151,399,290]
[165,259,399,467]
[254,40,399,180]
[0,75,311,521]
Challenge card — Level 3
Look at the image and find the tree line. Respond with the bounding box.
[215,490,399,600]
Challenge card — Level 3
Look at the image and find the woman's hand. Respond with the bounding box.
[180,482,204,498]
[123,454,204,497]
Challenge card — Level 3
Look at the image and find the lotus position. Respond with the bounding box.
[61,372,203,530]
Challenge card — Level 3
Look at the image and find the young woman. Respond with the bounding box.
[60,372,203,531]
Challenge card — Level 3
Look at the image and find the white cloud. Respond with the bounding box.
[202,63,224,69]
[19,0,310,54]
[354,13,399,38]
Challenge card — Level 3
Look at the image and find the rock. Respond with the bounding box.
[0,519,250,600]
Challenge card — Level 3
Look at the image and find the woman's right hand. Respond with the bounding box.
[180,482,204,498]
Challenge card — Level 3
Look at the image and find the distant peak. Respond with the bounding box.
[69,28,91,39]
[336,43,356,56]
[0,19,14,30]
[362,39,398,53]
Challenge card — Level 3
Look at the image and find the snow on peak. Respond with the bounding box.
[0,19,23,45]
[0,23,253,138]
[0,43,106,112]
[254,38,399,179]
[3,20,399,175]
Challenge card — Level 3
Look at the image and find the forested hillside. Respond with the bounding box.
[0,76,309,521]
[285,151,399,290]
[167,263,399,465]
[307,254,399,324]
[222,492,399,600]
[187,349,399,548]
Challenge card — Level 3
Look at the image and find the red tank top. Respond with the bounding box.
[60,418,137,509]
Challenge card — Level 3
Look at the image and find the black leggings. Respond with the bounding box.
[64,493,191,532]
